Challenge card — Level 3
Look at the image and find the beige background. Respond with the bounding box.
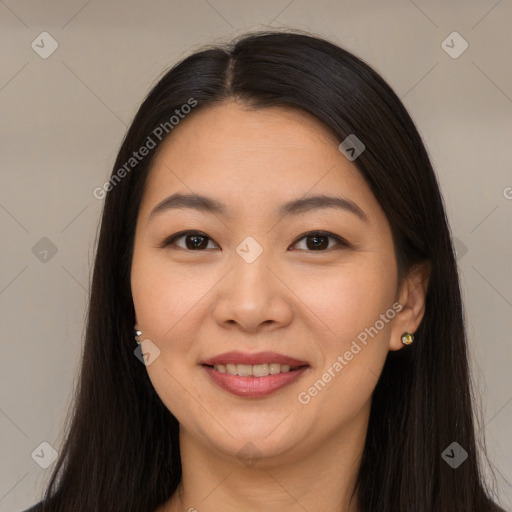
[1,1,511,510]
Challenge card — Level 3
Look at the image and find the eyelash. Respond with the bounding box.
[158,230,350,252]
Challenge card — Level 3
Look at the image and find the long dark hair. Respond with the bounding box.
[35,30,504,511]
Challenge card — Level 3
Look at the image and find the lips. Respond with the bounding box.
[201,351,310,398]
[201,351,309,367]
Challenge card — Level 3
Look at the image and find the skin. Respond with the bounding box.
[130,100,430,512]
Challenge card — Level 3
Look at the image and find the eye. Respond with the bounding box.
[159,230,219,251]
[159,230,349,252]
[289,231,349,251]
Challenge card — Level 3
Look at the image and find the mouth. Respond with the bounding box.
[200,352,310,397]
[202,362,307,377]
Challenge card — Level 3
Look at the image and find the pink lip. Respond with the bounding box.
[202,365,309,397]
[201,351,308,367]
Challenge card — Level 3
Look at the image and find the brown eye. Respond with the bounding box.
[161,231,219,251]
[290,231,348,251]
[160,230,348,252]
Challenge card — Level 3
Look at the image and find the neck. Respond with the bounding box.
[160,406,369,512]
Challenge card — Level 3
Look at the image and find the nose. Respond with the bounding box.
[212,248,293,334]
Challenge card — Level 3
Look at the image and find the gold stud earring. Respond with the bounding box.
[401,332,414,345]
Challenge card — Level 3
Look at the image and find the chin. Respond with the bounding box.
[195,422,310,466]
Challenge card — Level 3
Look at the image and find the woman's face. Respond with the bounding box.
[130,101,414,465]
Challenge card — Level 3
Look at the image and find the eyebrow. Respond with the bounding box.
[148,192,368,222]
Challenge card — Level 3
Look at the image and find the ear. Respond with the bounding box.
[389,261,431,351]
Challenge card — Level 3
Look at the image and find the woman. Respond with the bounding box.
[25,30,504,511]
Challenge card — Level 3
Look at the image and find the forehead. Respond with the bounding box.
[148,101,343,177]
[162,100,340,149]
[139,101,381,224]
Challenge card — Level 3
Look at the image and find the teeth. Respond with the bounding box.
[237,364,252,376]
[226,364,237,375]
[253,364,269,377]
[213,363,295,376]
[269,363,281,375]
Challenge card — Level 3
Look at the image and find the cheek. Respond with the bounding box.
[131,250,208,420]
[292,255,396,409]
[293,255,397,348]
[131,249,211,344]
[298,258,396,416]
